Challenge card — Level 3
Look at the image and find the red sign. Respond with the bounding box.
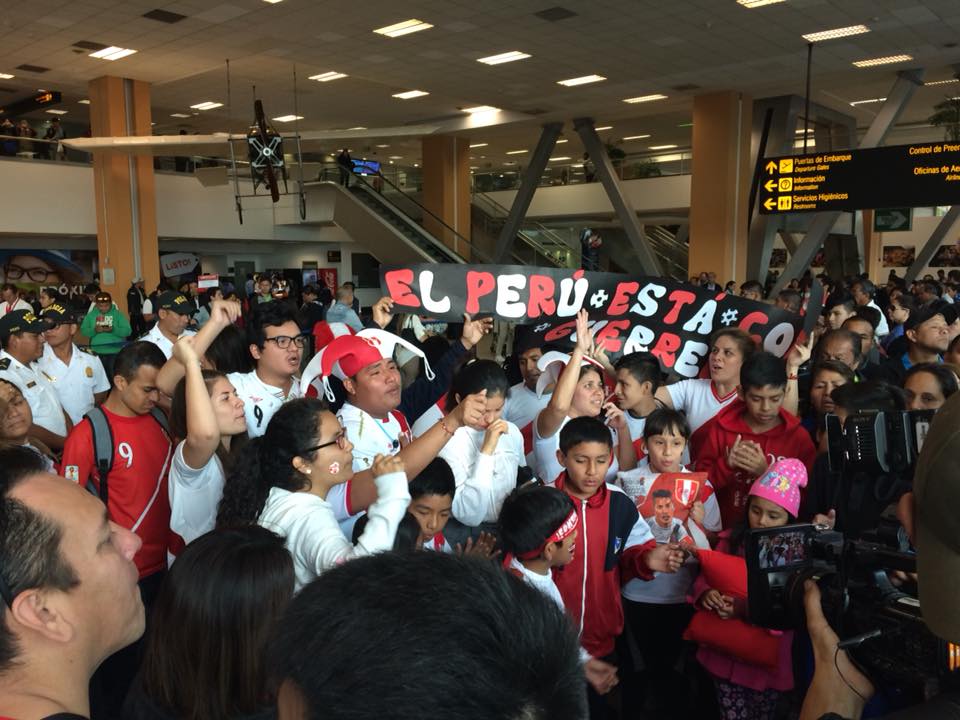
[319,268,338,293]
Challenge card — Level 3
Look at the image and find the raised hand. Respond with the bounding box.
[457,531,499,559]
[172,335,200,366]
[460,313,493,350]
[451,389,487,430]
[573,308,593,354]
[372,296,395,329]
[371,452,404,478]
[481,418,509,454]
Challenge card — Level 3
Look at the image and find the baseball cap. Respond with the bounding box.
[914,392,960,642]
[40,303,76,326]
[95,291,112,304]
[904,304,946,333]
[0,310,43,341]
[156,291,195,315]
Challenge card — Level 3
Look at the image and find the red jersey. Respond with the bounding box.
[690,400,816,528]
[61,407,173,578]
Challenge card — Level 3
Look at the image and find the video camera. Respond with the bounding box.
[746,523,960,699]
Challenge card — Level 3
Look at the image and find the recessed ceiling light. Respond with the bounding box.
[374,19,433,37]
[375,144,389,148]
[849,97,886,106]
[925,78,960,86]
[549,156,571,161]
[309,71,347,82]
[622,134,651,140]
[0,73,13,79]
[78,99,90,105]
[853,54,913,68]
[413,163,419,167]
[594,125,612,131]
[737,0,785,7]
[272,114,303,122]
[462,105,499,114]
[45,109,68,115]
[557,74,606,87]
[623,94,667,103]
[190,101,223,110]
[477,50,531,65]
[170,113,191,118]
[389,155,403,159]
[469,142,488,148]
[470,166,480,169]
[348,126,367,130]
[802,24,870,42]
[392,90,429,99]
[555,139,568,144]
[89,46,137,61]
[506,149,528,155]
[263,0,283,3]
[649,144,677,150]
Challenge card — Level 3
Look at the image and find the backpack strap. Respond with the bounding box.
[149,406,171,438]
[83,407,114,504]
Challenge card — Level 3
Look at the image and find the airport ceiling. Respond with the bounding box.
[1,0,959,166]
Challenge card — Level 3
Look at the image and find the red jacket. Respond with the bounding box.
[690,400,816,529]
[551,474,657,658]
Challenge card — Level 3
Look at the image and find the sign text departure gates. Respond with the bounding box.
[758,141,960,214]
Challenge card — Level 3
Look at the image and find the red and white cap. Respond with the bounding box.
[300,328,433,401]
[535,350,603,397]
[312,321,356,350]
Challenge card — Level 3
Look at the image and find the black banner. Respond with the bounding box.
[381,265,805,379]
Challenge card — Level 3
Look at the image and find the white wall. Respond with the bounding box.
[870,214,960,281]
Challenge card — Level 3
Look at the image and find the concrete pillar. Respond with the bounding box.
[421,135,471,259]
[688,91,752,284]
[88,75,159,312]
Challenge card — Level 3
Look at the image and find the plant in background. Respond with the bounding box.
[929,97,960,142]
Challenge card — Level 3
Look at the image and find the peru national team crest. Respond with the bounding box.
[675,476,700,507]
[64,465,79,483]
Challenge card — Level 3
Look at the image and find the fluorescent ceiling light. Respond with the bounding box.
[462,105,499,114]
[389,155,403,159]
[622,134,651,140]
[549,156,571,161]
[170,113,191,118]
[272,114,303,122]
[623,93,667,103]
[392,90,428,99]
[78,99,90,105]
[558,74,606,87]
[925,78,960,86]
[850,97,886,106]
[375,144,389,148]
[737,0,786,7]
[374,19,433,37]
[594,125,612,131]
[190,101,223,110]
[853,54,912,68]
[469,142,488,148]
[347,127,367,130]
[470,166,480,169]
[555,139,568,144]
[0,73,13,79]
[45,109,68,115]
[649,144,677,150]
[506,149,528,155]
[309,71,347,82]
[263,0,282,3]
[677,122,694,128]
[477,51,531,65]
[89,46,138,61]
[802,24,869,42]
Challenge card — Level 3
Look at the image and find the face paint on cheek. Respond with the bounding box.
[328,461,341,475]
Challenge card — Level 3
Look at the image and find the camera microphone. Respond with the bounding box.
[838,628,884,650]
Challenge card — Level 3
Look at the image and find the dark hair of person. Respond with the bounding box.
[710,327,756,360]
[0,283,16,294]
[817,328,864,365]
[651,488,671,500]
[643,407,691,441]
[826,293,856,313]
[739,351,787,392]
[270,551,586,720]
[216,398,327,526]
[741,280,763,297]
[892,293,918,318]
[614,352,662,391]
[204,324,253,374]
[444,359,510,412]
[578,362,603,384]
[831,381,905,415]
[776,289,802,314]
[409,457,456,500]
[113,341,167,382]
[949,334,960,356]
[810,360,856,388]
[130,526,294,720]
[851,305,881,332]
[729,496,797,555]
[245,301,300,349]
[498,484,576,557]
[351,512,421,551]
[855,279,876,298]
[0,447,79,670]
[921,280,942,298]
[170,370,244,471]
[905,363,959,401]
[421,334,450,369]
[558,416,612,453]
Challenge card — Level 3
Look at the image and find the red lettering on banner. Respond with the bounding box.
[664,290,696,324]
[739,311,769,346]
[651,332,681,368]
[545,320,576,342]
[383,269,420,307]
[594,320,630,353]
[465,271,496,314]
[608,282,638,316]
[527,275,557,318]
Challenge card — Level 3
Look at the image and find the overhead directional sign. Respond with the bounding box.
[874,207,912,232]
[758,141,960,214]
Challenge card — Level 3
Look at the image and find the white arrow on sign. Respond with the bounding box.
[879,210,909,231]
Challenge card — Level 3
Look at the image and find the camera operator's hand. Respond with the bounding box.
[799,580,874,720]
[812,509,836,529]
[584,657,619,695]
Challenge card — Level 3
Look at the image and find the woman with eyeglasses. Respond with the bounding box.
[167,336,248,563]
[216,396,410,590]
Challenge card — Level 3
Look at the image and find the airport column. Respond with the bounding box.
[688,91,752,283]
[88,75,160,314]
[421,135,472,259]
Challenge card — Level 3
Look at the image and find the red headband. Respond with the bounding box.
[517,509,580,560]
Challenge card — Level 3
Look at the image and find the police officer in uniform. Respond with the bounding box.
[0,310,72,451]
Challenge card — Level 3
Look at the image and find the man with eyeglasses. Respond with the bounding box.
[0,282,33,319]
[140,291,197,359]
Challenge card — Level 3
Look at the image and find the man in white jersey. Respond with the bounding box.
[140,291,197,359]
[613,352,663,459]
[502,330,553,465]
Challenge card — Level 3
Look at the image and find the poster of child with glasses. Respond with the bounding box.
[0,249,97,304]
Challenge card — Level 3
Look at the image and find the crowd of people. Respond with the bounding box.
[0,262,956,720]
